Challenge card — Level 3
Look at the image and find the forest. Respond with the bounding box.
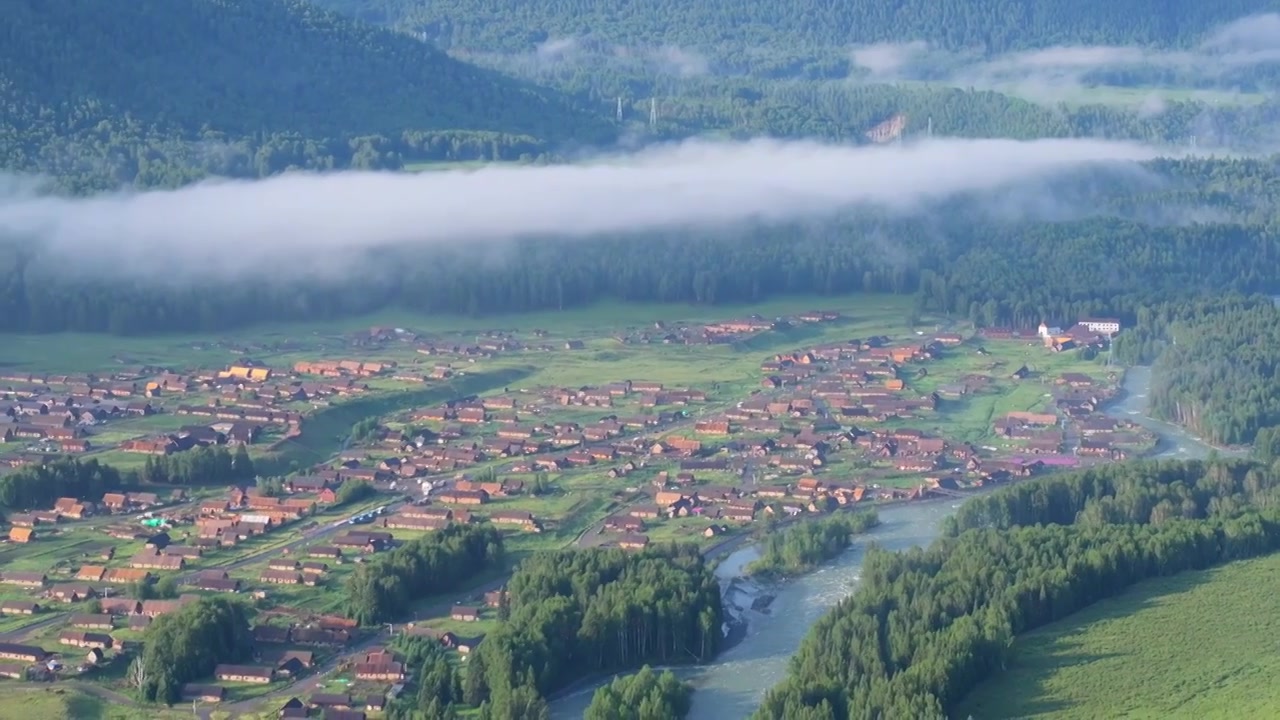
[343,522,505,625]
[463,543,721,717]
[1111,295,1280,446]
[754,459,1280,719]
[0,0,610,192]
[0,456,124,510]
[314,0,1270,59]
[383,635,467,720]
[585,665,694,720]
[133,595,254,704]
[8,1,1280,192]
[138,444,256,486]
[746,510,879,578]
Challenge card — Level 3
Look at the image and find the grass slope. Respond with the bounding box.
[957,551,1280,719]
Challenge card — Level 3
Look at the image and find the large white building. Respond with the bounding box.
[1078,318,1122,335]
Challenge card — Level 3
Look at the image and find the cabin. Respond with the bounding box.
[0,572,47,588]
[181,685,227,703]
[450,605,481,622]
[49,584,97,603]
[214,664,274,684]
[0,601,41,615]
[70,614,114,630]
[0,643,47,662]
[59,631,114,649]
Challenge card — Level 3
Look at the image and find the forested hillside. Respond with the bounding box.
[755,459,1280,719]
[0,0,613,191]
[577,81,1280,149]
[315,0,1271,56]
[1109,296,1280,446]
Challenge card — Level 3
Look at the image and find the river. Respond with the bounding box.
[550,367,1223,719]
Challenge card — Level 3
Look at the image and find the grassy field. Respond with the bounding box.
[0,686,210,720]
[0,297,898,372]
[956,552,1280,720]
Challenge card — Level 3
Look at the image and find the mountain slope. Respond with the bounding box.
[0,0,613,189]
[312,0,1275,55]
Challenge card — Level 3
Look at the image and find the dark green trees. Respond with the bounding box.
[467,543,721,714]
[585,665,694,720]
[344,522,504,625]
[136,596,253,704]
[754,459,1280,719]
[746,510,879,578]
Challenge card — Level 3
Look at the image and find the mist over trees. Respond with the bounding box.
[5,154,1280,337]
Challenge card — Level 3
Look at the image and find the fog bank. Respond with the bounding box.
[849,13,1280,104]
[0,137,1171,280]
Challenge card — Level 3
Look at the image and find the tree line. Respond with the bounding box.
[138,444,255,486]
[746,510,879,578]
[344,522,505,625]
[464,543,721,717]
[753,459,1280,719]
[0,456,123,510]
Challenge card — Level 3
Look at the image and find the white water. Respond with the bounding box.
[551,367,1221,719]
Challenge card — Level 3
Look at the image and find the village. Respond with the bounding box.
[0,303,1154,717]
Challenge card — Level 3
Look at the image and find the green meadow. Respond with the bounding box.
[956,551,1280,720]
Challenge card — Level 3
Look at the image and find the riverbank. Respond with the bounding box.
[1103,366,1249,459]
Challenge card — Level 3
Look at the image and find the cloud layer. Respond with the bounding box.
[848,13,1280,103]
[0,137,1170,281]
[466,36,711,79]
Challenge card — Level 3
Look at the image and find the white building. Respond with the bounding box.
[1078,318,1121,335]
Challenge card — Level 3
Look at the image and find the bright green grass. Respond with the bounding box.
[897,335,1113,444]
[956,552,1280,720]
[0,687,198,720]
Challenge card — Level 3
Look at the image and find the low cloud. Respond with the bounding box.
[850,13,1280,105]
[0,137,1173,281]
[534,37,579,62]
[850,41,929,79]
[486,36,709,78]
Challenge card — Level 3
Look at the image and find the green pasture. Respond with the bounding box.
[957,551,1280,720]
